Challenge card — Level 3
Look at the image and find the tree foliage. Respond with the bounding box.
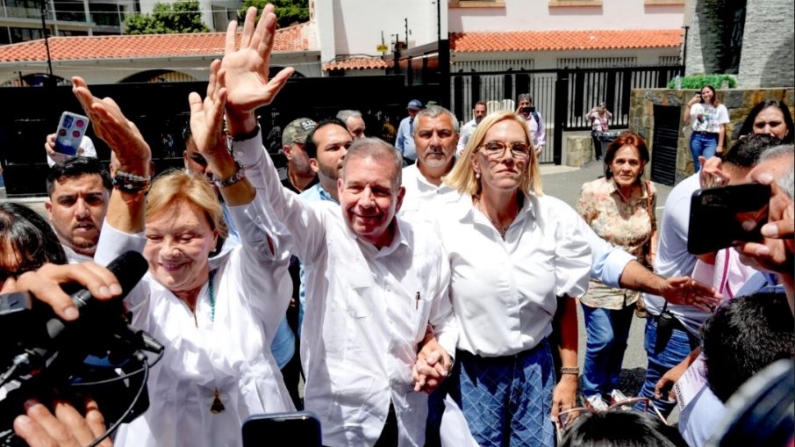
[238,0,309,28]
[124,0,210,35]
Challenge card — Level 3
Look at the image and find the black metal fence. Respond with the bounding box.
[451,65,684,164]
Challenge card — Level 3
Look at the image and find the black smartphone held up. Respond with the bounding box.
[242,412,322,447]
[687,182,771,255]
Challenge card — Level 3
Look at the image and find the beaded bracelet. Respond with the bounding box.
[560,366,580,376]
[112,170,151,195]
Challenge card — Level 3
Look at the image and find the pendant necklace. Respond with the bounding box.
[476,198,510,239]
[206,270,225,414]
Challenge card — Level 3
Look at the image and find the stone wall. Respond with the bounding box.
[629,87,794,183]
[685,0,795,88]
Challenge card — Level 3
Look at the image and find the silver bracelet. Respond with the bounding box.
[212,161,246,188]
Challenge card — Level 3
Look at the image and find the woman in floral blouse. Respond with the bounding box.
[576,131,657,410]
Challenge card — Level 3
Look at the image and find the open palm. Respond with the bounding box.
[221,6,293,117]
[189,59,227,159]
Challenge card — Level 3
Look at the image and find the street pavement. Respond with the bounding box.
[540,159,679,422]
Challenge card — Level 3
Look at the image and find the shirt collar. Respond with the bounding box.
[454,191,537,225]
[310,182,338,204]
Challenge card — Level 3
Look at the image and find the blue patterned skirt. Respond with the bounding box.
[448,339,556,447]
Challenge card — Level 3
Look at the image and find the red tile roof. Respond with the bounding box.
[322,56,388,71]
[450,29,681,52]
[0,22,313,63]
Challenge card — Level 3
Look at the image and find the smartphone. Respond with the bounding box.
[242,412,322,447]
[54,111,90,156]
[687,183,771,255]
[521,106,536,114]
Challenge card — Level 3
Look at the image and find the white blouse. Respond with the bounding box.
[95,197,294,447]
[437,193,591,357]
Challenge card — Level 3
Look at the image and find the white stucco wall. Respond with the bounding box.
[316,0,447,64]
[449,0,684,32]
[452,47,681,70]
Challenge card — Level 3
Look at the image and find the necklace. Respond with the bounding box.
[206,269,224,414]
[476,198,511,239]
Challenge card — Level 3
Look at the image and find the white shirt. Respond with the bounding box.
[398,164,460,222]
[96,199,295,447]
[644,174,703,330]
[689,103,729,133]
[456,119,477,157]
[47,135,97,167]
[437,193,591,356]
[233,132,458,447]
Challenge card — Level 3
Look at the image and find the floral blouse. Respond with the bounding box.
[577,177,657,309]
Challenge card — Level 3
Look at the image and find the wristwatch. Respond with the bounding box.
[213,161,246,188]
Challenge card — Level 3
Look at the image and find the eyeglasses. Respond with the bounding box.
[554,397,668,444]
[480,140,531,160]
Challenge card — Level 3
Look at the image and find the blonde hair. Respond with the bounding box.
[444,111,543,196]
[145,169,228,239]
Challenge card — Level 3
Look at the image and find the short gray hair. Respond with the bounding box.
[412,105,460,134]
[336,110,362,123]
[759,144,794,199]
[517,93,533,103]
[342,137,403,189]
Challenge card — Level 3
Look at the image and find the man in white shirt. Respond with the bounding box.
[44,156,111,263]
[223,9,458,446]
[456,101,487,157]
[399,105,461,221]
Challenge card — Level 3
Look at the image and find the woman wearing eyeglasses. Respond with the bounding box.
[576,131,656,412]
[437,111,591,447]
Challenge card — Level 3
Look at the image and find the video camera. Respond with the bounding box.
[0,252,163,446]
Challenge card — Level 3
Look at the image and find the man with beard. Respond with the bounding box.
[300,118,352,203]
[456,101,487,156]
[45,156,111,263]
[281,117,318,193]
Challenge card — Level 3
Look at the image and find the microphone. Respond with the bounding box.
[0,251,149,380]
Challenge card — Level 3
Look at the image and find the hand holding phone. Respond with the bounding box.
[687,183,771,255]
[54,112,90,156]
[242,412,322,447]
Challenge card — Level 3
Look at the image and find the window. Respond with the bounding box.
[10,27,43,43]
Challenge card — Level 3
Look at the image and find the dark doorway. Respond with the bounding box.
[651,105,681,186]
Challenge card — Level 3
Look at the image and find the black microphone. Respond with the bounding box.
[0,251,149,381]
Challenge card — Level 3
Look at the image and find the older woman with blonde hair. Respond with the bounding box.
[437,111,591,446]
[72,60,294,447]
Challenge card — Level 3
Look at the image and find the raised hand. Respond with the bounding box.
[221,5,294,129]
[71,77,150,170]
[188,60,229,160]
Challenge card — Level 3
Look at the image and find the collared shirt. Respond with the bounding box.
[456,119,478,157]
[300,182,337,204]
[577,177,656,309]
[281,173,319,195]
[234,132,458,447]
[97,196,295,447]
[437,193,590,357]
[398,164,460,222]
[396,116,417,160]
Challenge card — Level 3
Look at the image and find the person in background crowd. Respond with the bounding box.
[44,156,111,263]
[735,99,793,144]
[280,117,318,194]
[516,93,545,155]
[586,101,613,161]
[683,85,729,172]
[577,131,656,410]
[457,101,487,157]
[301,118,351,204]
[439,111,589,446]
[396,99,423,165]
[558,410,687,447]
[44,133,97,167]
[336,109,366,140]
[399,105,460,221]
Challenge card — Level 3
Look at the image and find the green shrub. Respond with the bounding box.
[667,74,738,90]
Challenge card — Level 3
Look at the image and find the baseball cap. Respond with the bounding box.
[407,99,422,110]
[282,118,317,146]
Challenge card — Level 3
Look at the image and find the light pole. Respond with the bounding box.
[39,0,54,84]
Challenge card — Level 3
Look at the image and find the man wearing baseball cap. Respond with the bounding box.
[396,99,422,165]
[281,117,318,194]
